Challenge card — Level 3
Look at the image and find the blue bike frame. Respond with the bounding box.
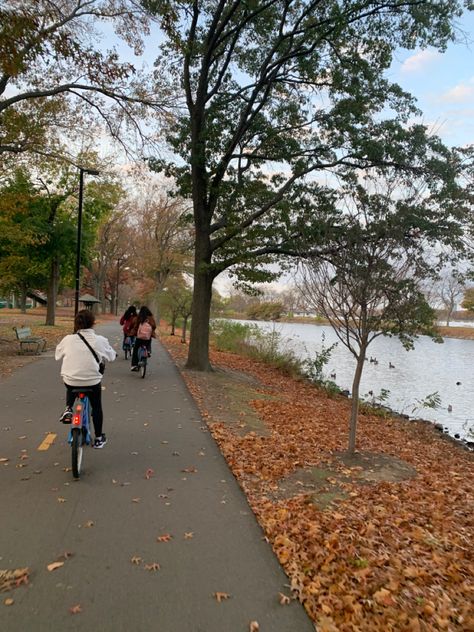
[138,345,149,362]
[68,392,92,446]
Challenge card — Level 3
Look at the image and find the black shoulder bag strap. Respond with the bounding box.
[76,332,101,366]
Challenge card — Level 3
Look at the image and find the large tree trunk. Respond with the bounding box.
[186,90,214,370]
[110,285,117,315]
[20,284,27,313]
[45,257,60,325]
[186,266,213,370]
[348,347,367,455]
[181,315,188,343]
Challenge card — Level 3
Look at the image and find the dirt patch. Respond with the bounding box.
[273,466,349,509]
[273,452,416,509]
[334,450,418,482]
[181,362,277,436]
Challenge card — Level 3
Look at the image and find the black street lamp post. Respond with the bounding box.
[74,167,100,317]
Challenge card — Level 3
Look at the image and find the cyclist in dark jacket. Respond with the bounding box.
[120,305,138,349]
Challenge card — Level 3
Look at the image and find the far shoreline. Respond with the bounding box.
[222,314,474,341]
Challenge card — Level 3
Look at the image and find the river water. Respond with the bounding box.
[235,320,474,443]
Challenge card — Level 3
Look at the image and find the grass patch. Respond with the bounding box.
[210,319,302,376]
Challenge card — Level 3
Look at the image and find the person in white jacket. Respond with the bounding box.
[55,310,116,448]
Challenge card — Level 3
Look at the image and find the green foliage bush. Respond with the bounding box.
[210,320,301,375]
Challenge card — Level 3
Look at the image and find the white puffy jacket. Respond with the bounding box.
[55,328,116,386]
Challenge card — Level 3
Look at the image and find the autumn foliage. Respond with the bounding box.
[162,334,474,632]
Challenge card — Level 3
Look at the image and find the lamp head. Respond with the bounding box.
[80,167,100,176]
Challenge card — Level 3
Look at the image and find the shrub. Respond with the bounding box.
[210,320,301,375]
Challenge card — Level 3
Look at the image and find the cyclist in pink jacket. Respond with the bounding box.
[130,306,156,371]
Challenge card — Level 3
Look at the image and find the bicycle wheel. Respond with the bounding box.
[71,428,83,479]
[140,356,147,379]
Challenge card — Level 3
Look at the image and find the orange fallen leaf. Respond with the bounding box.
[4,598,14,606]
[145,468,154,479]
[157,534,172,542]
[144,563,161,571]
[0,567,29,592]
[373,588,395,607]
[132,498,141,503]
[317,615,339,632]
[47,561,64,572]
[69,604,82,614]
[130,556,142,565]
[214,591,230,603]
[278,592,291,605]
[83,521,94,528]
[249,622,259,631]
[57,497,66,503]
[184,532,194,539]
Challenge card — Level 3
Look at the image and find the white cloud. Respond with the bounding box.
[441,80,474,103]
[400,49,439,73]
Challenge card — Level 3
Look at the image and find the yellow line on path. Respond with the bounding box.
[37,433,57,451]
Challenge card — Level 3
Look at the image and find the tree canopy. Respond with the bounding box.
[146,0,471,370]
[0,0,168,164]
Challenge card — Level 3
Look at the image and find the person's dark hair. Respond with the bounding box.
[74,309,95,332]
[123,305,137,320]
[137,305,152,324]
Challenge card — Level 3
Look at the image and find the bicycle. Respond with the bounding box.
[68,388,93,479]
[123,335,134,360]
[137,344,149,379]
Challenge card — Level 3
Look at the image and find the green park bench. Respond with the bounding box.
[13,326,46,355]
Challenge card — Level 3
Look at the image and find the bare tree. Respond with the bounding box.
[439,273,466,326]
[300,183,442,455]
[0,0,171,163]
[129,183,193,315]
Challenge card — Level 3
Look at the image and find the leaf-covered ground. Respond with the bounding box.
[162,334,473,632]
[0,309,114,377]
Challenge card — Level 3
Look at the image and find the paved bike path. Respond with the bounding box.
[0,322,314,631]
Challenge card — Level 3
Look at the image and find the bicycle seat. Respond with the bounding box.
[70,388,95,396]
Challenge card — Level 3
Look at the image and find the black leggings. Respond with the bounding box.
[65,383,103,437]
[131,338,151,367]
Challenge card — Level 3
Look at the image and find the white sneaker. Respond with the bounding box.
[93,434,107,449]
